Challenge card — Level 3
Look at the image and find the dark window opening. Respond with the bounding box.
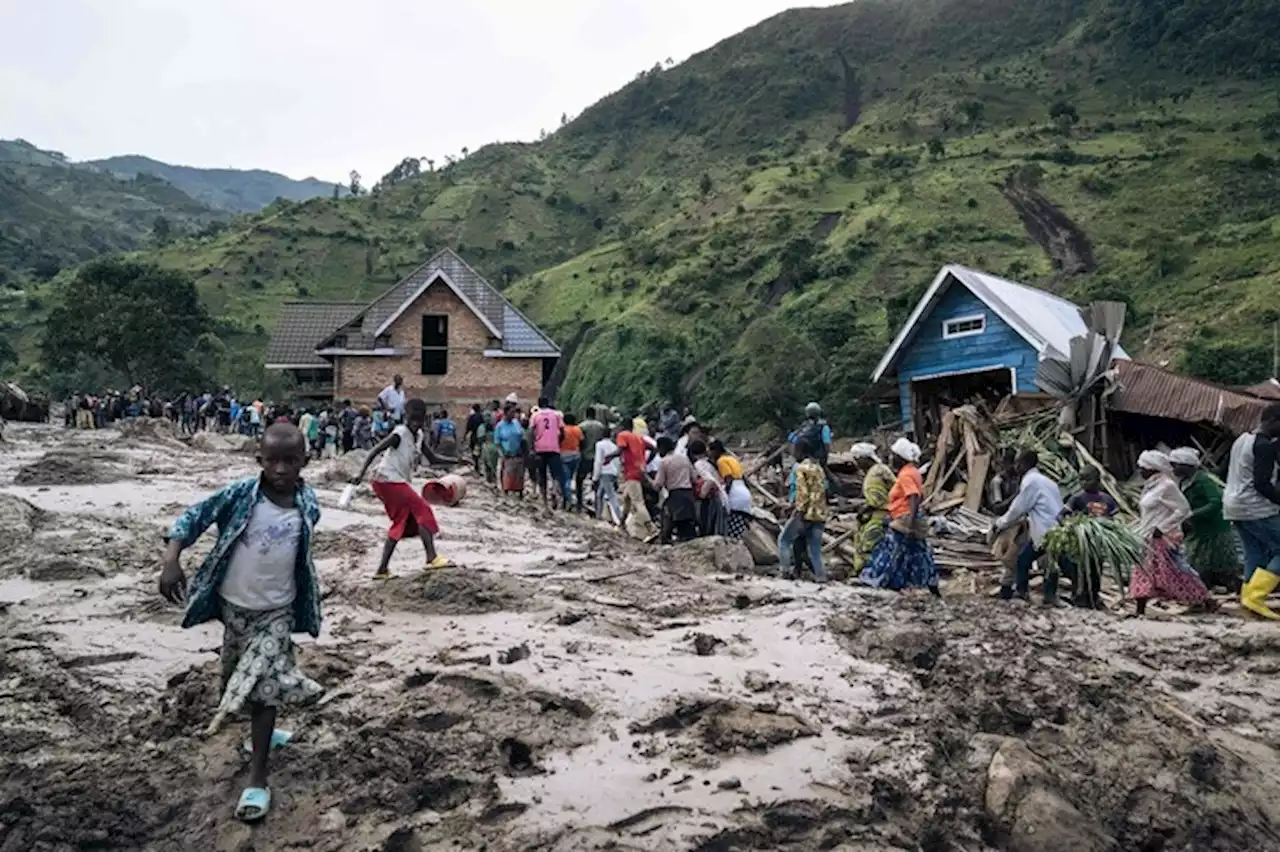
[421,314,448,375]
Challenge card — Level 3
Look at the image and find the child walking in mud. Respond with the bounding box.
[158,422,325,823]
[351,397,450,577]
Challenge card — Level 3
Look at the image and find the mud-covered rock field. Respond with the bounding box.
[1,424,1278,851]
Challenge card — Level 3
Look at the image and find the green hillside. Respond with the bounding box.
[86,155,344,213]
[10,0,1280,429]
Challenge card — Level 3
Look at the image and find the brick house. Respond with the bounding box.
[264,249,559,414]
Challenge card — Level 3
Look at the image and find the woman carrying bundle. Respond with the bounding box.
[1131,450,1216,616]
[858,438,939,594]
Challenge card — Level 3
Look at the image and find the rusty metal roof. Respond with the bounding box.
[1109,360,1269,436]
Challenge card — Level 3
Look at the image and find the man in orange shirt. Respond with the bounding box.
[612,428,656,539]
[559,413,585,510]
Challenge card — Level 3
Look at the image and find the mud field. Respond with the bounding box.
[2,423,1279,851]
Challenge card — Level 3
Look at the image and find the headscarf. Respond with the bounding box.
[1168,447,1200,467]
[850,442,882,463]
[504,392,519,404]
[891,437,921,463]
[1137,450,1172,474]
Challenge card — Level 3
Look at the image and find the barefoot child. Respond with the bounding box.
[158,422,324,823]
[352,398,449,576]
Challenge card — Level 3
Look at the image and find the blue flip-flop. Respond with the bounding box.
[235,786,271,822]
[242,729,292,755]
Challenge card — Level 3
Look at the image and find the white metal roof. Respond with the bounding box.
[871,264,1128,383]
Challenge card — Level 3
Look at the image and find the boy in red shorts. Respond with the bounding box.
[352,398,449,577]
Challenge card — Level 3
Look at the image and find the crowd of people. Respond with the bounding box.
[848,403,1280,621]
[466,395,808,549]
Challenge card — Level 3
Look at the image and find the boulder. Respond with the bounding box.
[979,735,1113,852]
[742,524,779,566]
[670,536,755,575]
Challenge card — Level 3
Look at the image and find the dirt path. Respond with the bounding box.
[2,424,1279,851]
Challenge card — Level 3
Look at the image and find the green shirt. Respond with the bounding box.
[1182,470,1231,539]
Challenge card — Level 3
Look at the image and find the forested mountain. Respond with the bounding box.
[86,155,343,213]
[9,0,1280,430]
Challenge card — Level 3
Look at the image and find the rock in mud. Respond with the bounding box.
[671,537,754,575]
[189,432,257,454]
[692,633,723,656]
[319,450,369,484]
[982,736,1112,851]
[631,698,816,756]
[0,494,43,549]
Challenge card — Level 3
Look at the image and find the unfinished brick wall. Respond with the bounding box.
[333,280,545,418]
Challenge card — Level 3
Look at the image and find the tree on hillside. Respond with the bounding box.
[927,137,946,160]
[960,100,985,128]
[461,147,469,159]
[349,170,362,196]
[152,215,171,244]
[1050,101,1079,132]
[41,258,210,391]
[332,183,341,199]
[698,173,713,196]
[379,157,422,188]
[425,158,435,172]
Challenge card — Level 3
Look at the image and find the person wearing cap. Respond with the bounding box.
[990,450,1064,604]
[1170,447,1241,593]
[791,402,832,466]
[1131,450,1215,616]
[850,443,895,572]
[858,438,939,593]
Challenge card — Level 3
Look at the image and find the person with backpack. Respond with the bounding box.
[791,402,832,465]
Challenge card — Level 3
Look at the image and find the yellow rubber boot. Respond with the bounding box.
[1241,568,1280,620]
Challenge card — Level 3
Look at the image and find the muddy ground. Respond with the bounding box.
[1,423,1279,852]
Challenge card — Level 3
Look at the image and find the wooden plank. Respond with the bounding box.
[964,452,991,512]
[743,443,785,479]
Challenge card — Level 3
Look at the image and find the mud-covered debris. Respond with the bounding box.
[497,643,531,665]
[670,536,754,575]
[630,698,816,755]
[312,526,380,560]
[346,569,536,616]
[692,633,723,656]
[14,450,133,485]
[717,776,742,790]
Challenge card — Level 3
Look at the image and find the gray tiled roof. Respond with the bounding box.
[265,301,366,367]
[318,248,559,356]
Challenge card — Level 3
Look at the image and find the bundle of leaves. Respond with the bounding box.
[1043,514,1143,597]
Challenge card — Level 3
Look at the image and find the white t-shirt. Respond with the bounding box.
[378,385,406,420]
[376,424,416,483]
[219,497,301,611]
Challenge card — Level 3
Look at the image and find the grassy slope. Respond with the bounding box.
[9,0,1280,427]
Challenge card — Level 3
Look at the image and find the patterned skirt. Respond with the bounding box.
[853,512,889,572]
[858,528,939,591]
[209,602,323,734]
[500,455,526,493]
[726,511,752,540]
[1130,537,1211,603]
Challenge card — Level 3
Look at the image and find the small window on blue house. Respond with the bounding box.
[943,314,986,339]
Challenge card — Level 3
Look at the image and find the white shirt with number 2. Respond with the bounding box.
[219,497,301,611]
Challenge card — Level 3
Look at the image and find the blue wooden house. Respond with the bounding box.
[872,265,1121,435]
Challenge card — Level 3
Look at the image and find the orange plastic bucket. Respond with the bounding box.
[421,474,467,506]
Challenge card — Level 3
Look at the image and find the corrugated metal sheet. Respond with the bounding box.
[1243,379,1280,401]
[1109,360,1268,436]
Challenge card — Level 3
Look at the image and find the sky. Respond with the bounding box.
[0,0,844,183]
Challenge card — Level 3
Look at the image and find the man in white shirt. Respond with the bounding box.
[593,430,623,523]
[377,375,407,424]
[991,450,1064,604]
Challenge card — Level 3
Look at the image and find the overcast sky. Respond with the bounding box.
[0,0,843,183]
